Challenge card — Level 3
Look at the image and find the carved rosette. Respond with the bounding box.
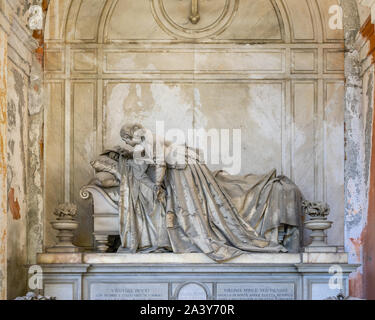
[151,0,239,40]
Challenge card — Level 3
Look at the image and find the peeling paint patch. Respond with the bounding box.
[27,50,45,265]
[0,28,7,300]
[350,236,363,263]
[8,188,20,220]
[39,139,44,159]
[342,0,366,298]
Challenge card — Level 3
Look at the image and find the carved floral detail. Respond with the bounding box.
[302,200,330,220]
[54,203,78,220]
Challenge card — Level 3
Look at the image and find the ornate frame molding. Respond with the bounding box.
[150,0,239,40]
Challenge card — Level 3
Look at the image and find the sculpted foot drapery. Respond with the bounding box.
[91,124,303,262]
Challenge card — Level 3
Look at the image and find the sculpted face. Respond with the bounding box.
[122,131,134,146]
[120,124,143,147]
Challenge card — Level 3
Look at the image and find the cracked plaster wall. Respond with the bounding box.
[0,0,44,299]
[342,0,375,299]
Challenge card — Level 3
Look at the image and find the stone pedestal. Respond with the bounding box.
[304,246,339,253]
[305,219,333,247]
[36,253,359,300]
[47,220,80,253]
[47,204,81,253]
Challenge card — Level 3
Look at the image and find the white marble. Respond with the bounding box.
[37,252,349,265]
[302,253,348,264]
[37,252,358,300]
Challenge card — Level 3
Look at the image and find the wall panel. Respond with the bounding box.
[325,81,344,245]
[45,81,65,247]
[292,81,316,201]
[71,81,96,246]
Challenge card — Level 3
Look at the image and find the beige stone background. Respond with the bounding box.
[43,0,346,251]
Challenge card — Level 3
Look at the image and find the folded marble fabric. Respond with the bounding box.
[91,155,121,180]
[92,171,120,188]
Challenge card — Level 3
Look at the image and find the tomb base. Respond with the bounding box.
[36,253,359,300]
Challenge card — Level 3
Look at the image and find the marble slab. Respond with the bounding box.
[90,283,169,300]
[37,252,349,265]
[217,282,295,300]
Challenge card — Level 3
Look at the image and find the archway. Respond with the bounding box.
[43,0,346,254]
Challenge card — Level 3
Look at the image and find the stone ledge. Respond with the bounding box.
[302,253,348,264]
[37,252,349,265]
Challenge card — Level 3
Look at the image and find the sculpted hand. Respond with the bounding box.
[154,185,166,205]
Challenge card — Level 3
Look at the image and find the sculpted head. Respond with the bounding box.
[120,123,145,146]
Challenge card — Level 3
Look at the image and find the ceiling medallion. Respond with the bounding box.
[151,0,239,40]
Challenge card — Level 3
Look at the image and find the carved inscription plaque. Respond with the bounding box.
[217,283,295,300]
[91,283,169,300]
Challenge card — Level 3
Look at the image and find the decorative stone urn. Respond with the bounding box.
[47,203,80,253]
[302,201,336,253]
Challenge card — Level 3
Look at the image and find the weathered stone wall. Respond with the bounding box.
[7,59,29,299]
[341,0,375,299]
[346,0,375,299]
[341,0,365,298]
[0,0,43,299]
[0,17,8,301]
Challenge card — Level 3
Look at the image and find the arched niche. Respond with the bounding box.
[43,0,347,250]
[45,0,344,43]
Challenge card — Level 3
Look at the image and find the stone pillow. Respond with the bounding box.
[93,172,120,188]
[91,156,121,180]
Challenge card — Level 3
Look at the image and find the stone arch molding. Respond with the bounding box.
[150,0,240,40]
[45,0,344,43]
